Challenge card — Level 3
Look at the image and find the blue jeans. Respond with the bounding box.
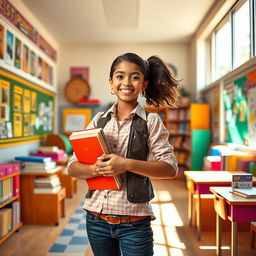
[86,211,154,256]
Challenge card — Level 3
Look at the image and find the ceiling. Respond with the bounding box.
[21,0,216,44]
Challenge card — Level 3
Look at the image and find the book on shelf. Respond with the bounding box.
[69,128,122,190]
[34,174,61,188]
[37,146,60,153]
[12,175,20,197]
[230,187,256,199]
[0,208,12,238]
[14,156,52,163]
[32,150,67,161]
[34,185,62,194]
[172,136,183,148]
[23,161,56,170]
[21,166,62,174]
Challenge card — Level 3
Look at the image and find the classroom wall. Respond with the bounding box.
[58,42,190,106]
[1,1,191,161]
[10,0,60,51]
[0,0,60,163]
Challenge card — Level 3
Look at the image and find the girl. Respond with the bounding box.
[68,52,179,256]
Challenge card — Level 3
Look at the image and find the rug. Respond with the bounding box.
[48,201,88,255]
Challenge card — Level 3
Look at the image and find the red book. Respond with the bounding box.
[69,128,122,190]
[13,175,20,197]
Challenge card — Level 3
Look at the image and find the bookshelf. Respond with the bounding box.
[20,167,66,225]
[0,164,23,245]
[145,103,210,178]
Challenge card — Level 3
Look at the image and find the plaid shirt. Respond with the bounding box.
[68,103,177,217]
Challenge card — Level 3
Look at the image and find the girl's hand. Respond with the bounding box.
[95,154,126,176]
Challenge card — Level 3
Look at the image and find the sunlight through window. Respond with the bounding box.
[165,226,186,249]
[153,244,169,255]
[157,191,173,201]
[152,225,166,244]
[161,203,184,226]
[169,247,185,256]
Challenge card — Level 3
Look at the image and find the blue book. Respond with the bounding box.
[14,156,51,163]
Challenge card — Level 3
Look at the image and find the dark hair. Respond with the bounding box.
[109,52,180,107]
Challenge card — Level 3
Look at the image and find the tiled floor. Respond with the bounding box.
[48,202,88,255]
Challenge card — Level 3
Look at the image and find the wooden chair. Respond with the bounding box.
[250,222,256,248]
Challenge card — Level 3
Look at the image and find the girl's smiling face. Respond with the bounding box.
[109,60,148,106]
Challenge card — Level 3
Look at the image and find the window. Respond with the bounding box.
[215,18,232,79]
[233,0,251,68]
[205,37,212,85]
[203,0,253,86]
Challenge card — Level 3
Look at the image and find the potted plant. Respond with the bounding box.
[179,87,190,105]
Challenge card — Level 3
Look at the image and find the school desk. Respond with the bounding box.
[184,171,256,241]
[210,186,256,256]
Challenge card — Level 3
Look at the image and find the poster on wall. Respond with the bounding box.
[223,76,248,145]
[70,67,90,82]
[247,70,256,147]
[14,37,21,69]
[22,44,29,73]
[4,29,14,65]
[0,24,4,59]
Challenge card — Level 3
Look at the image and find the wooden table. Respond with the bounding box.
[210,186,256,256]
[184,171,256,240]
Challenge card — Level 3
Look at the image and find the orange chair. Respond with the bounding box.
[250,222,256,248]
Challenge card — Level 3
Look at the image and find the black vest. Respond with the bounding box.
[86,111,155,203]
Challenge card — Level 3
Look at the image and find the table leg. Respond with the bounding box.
[216,213,222,256]
[231,222,238,256]
[188,191,193,226]
[197,193,201,241]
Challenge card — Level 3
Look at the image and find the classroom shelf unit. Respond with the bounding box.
[145,103,210,177]
[20,167,66,226]
[60,169,77,198]
[0,164,23,245]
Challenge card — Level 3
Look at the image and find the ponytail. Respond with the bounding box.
[143,56,179,108]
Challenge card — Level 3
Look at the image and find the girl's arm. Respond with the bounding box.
[68,161,98,180]
[126,158,176,179]
[96,154,176,179]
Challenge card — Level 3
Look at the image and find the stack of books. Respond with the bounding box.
[0,208,12,238]
[69,128,122,190]
[32,146,67,162]
[14,156,60,173]
[230,173,256,198]
[230,187,256,198]
[34,174,62,194]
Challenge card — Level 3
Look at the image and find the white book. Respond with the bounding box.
[34,177,60,187]
[22,166,62,174]
[24,161,56,170]
[34,175,59,183]
[34,185,62,194]
[230,187,256,199]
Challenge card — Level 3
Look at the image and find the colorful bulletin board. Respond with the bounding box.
[247,70,256,147]
[223,71,256,146]
[0,68,55,147]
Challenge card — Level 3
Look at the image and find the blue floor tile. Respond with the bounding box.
[61,229,75,236]
[49,243,67,252]
[70,236,88,245]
